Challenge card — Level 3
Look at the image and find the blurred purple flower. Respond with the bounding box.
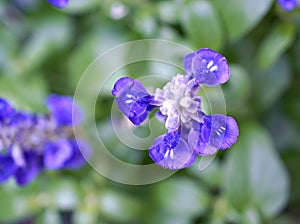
[47,94,83,126]
[47,0,69,8]
[0,94,90,186]
[278,0,299,11]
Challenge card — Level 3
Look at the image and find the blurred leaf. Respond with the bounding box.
[152,177,210,218]
[0,75,48,112]
[50,179,79,210]
[68,26,128,90]
[62,0,100,14]
[158,1,180,24]
[253,56,291,110]
[224,123,289,218]
[182,0,224,50]
[20,14,72,74]
[35,209,60,224]
[0,181,35,222]
[188,157,222,188]
[99,189,142,222]
[212,0,273,41]
[257,22,296,68]
[223,64,251,112]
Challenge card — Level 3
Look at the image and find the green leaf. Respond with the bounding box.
[257,23,296,68]
[61,0,100,14]
[99,190,142,222]
[20,14,72,74]
[223,123,289,218]
[182,0,224,50]
[152,177,210,217]
[50,179,79,210]
[253,56,291,110]
[212,0,273,41]
[223,64,251,113]
[0,181,35,222]
[0,75,48,112]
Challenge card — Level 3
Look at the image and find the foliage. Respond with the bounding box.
[0,0,300,223]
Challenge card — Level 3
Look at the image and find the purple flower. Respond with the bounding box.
[183,48,230,86]
[278,0,299,11]
[149,130,196,170]
[44,139,73,170]
[0,98,15,122]
[0,154,17,184]
[112,48,239,170]
[47,94,83,126]
[188,115,239,156]
[0,95,90,186]
[47,0,69,8]
[62,139,91,170]
[14,152,43,186]
[113,77,155,125]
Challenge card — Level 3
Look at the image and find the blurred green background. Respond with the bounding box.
[1,0,300,223]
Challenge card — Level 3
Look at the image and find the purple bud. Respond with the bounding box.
[278,0,299,11]
[47,0,69,8]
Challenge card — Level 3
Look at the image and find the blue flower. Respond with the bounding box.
[278,0,299,11]
[112,48,239,170]
[188,115,239,156]
[0,98,15,122]
[14,152,43,186]
[183,48,230,86]
[44,139,74,170]
[47,0,69,8]
[149,130,196,170]
[47,94,83,126]
[112,77,155,125]
[0,154,17,184]
[0,95,90,186]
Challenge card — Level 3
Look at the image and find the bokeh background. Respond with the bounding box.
[1,0,300,223]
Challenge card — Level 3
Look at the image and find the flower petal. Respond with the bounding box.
[115,79,153,125]
[183,52,195,75]
[192,48,230,86]
[149,131,196,170]
[189,114,239,156]
[47,94,83,126]
[0,154,17,184]
[112,77,133,96]
[14,152,43,186]
[63,139,91,170]
[43,139,73,170]
[0,98,15,122]
[47,0,69,8]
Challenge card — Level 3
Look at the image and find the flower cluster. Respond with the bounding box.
[47,0,69,8]
[112,48,239,170]
[278,0,299,11]
[0,94,90,186]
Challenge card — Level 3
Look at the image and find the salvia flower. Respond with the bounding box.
[112,48,239,170]
[47,0,69,8]
[0,94,90,186]
[278,0,299,11]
